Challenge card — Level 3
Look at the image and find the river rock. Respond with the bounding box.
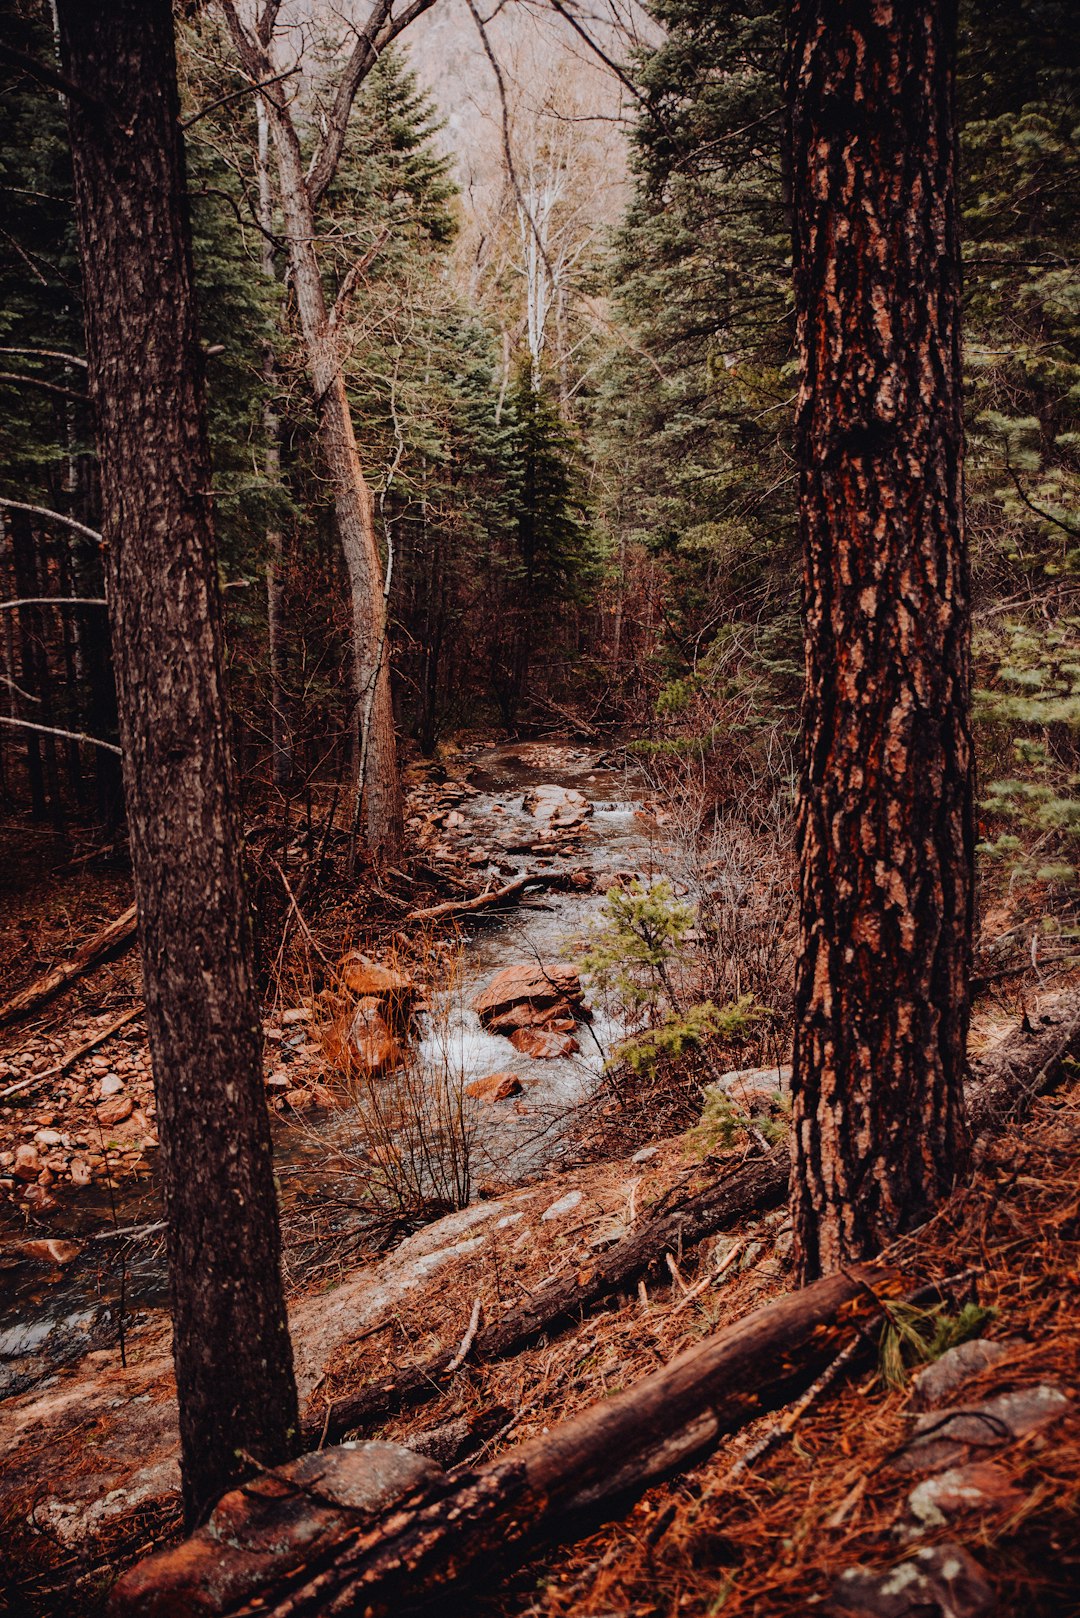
[13,1144,41,1182]
[509,1027,580,1059]
[522,784,593,824]
[70,1157,92,1187]
[465,1071,523,1102]
[339,953,416,1029]
[473,961,585,1035]
[112,1441,442,1617]
[19,1238,81,1267]
[96,1094,134,1127]
[906,1461,1024,1531]
[98,1073,125,1097]
[894,1384,1069,1475]
[542,1189,583,1221]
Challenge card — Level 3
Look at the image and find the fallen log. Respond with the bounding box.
[0,903,138,1027]
[111,1261,906,1618]
[405,872,573,924]
[303,1147,788,1446]
[303,991,1080,1447]
[526,690,604,741]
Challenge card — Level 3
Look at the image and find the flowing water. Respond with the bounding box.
[0,741,660,1393]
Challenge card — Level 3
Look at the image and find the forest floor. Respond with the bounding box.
[0,1036,1076,1615]
[0,745,1078,1615]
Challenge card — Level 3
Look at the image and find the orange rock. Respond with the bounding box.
[348,998,403,1077]
[13,1144,41,1182]
[473,962,584,1035]
[20,1238,80,1267]
[96,1094,134,1127]
[509,1027,580,1060]
[465,1072,523,1102]
[339,953,415,1002]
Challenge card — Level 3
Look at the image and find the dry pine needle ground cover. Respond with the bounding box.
[321,1088,1080,1617]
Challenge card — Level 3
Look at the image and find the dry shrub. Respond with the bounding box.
[316,929,476,1222]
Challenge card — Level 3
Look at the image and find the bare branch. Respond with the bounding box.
[0,40,104,114]
[544,0,650,112]
[0,672,40,704]
[306,0,442,208]
[0,369,87,403]
[0,499,102,544]
[328,227,391,333]
[0,714,121,755]
[0,596,106,612]
[180,65,300,130]
[0,345,88,369]
[257,0,285,48]
[465,0,556,289]
[1007,466,1080,542]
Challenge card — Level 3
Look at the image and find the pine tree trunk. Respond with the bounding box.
[786,0,974,1281]
[55,0,299,1526]
[263,103,403,860]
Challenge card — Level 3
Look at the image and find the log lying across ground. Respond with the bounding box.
[304,991,1080,1447]
[112,1262,906,1618]
[0,903,138,1027]
[405,871,574,924]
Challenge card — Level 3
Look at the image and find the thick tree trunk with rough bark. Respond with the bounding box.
[55,0,299,1527]
[786,1,974,1283]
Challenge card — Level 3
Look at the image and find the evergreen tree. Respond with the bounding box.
[591,0,798,751]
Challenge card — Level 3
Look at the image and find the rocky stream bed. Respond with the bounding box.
[0,741,666,1398]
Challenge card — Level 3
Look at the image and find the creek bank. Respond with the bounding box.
[0,740,659,1395]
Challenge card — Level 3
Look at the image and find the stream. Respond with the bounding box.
[0,741,661,1396]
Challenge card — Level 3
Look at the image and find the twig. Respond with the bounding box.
[272,859,333,968]
[88,1219,166,1243]
[0,1003,143,1100]
[0,498,102,543]
[180,65,299,129]
[0,714,121,756]
[723,1335,863,1483]
[669,1240,744,1318]
[446,1298,483,1374]
[0,597,106,612]
[665,1252,690,1295]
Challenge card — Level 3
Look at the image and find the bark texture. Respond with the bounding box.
[787,1,974,1280]
[55,0,298,1526]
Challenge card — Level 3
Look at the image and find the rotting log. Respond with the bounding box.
[111,1262,905,1617]
[405,871,574,924]
[303,992,1080,1447]
[0,904,138,1026]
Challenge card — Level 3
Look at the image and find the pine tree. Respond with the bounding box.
[786,0,973,1280]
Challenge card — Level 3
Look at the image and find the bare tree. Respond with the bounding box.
[217,0,448,861]
[55,0,299,1526]
[786,0,974,1281]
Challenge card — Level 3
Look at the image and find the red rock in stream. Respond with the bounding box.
[465,1071,523,1102]
[509,1027,580,1060]
[473,962,585,1036]
[338,953,416,1030]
